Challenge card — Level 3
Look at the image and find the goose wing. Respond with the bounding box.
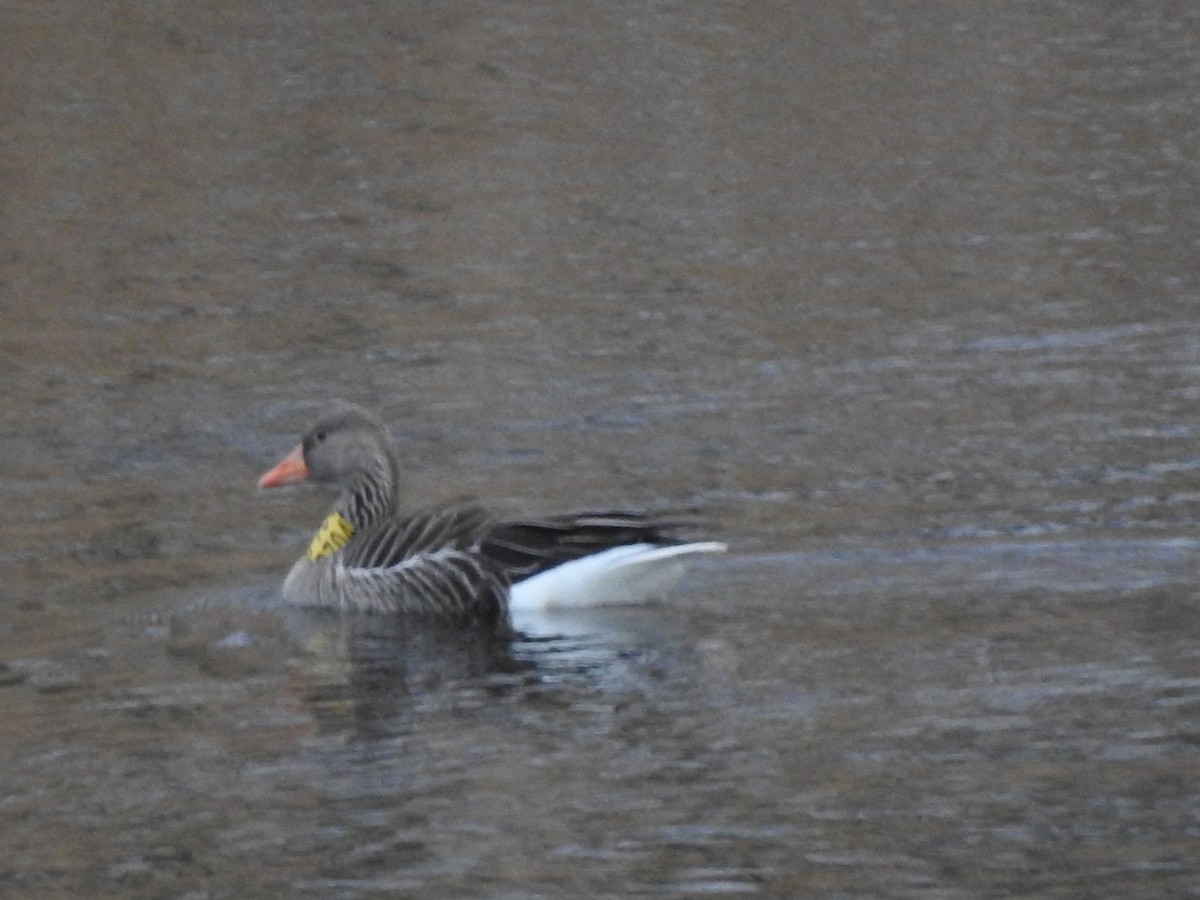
[480,511,683,579]
[335,504,508,622]
[335,506,685,619]
[339,504,494,571]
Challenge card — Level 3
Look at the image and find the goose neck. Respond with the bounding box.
[337,461,399,529]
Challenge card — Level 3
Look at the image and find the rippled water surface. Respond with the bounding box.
[4,2,1200,897]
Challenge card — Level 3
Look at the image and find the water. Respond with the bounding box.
[4,2,1200,896]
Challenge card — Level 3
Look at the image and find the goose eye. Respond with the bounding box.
[314,430,327,443]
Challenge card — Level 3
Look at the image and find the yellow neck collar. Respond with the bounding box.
[306,511,356,562]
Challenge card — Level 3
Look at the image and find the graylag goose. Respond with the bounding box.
[258,403,725,625]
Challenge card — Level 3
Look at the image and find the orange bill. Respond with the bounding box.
[258,444,309,488]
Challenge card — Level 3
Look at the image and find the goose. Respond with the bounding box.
[258,402,725,625]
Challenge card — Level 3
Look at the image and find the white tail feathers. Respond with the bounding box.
[508,541,726,612]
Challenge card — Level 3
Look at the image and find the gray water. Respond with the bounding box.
[4,2,1200,897]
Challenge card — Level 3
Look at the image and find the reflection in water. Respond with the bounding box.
[289,610,528,740]
[286,605,685,742]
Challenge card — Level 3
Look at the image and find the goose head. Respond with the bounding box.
[259,402,396,491]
